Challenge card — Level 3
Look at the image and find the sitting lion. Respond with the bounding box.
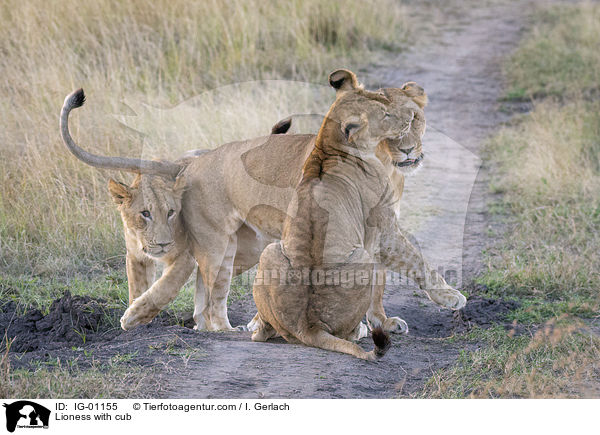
[251,70,422,359]
[59,70,465,333]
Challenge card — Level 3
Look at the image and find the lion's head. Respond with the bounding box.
[321,69,418,155]
[377,82,427,174]
[108,175,186,259]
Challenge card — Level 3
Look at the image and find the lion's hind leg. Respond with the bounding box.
[303,327,391,361]
[246,313,260,332]
[367,267,409,334]
[252,242,307,343]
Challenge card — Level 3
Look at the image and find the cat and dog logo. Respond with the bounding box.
[2,401,50,432]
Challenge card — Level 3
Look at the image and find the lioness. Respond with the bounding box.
[251,71,418,359]
[60,70,465,333]
[60,91,280,325]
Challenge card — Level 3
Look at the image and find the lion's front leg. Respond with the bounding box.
[125,253,156,305]
[380,224,466,311]
[422,279,467,310]
[120,253,196,330]
[192,268,209,330]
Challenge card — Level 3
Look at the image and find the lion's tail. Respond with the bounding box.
[60,88,182,178]
[371,327,391,359]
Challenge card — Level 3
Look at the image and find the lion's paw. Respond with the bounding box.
[246,314,260,332]
[349,322,369,341]
[382,317,409,334]
[120,299,159,331]
[425,287,467,310]
[206,317,235,332]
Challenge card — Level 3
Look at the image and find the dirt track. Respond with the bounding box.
[2,1,535,398]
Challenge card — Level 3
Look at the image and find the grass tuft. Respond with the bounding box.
[422,321,600,398]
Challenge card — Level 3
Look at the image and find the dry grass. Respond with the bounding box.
[0,334,13,398]
[482,101,600,306]
[482,1,600,394]
[423,321,600,398]
[0,0,409,278]
[505,2,600,99]
[481,1,600,314]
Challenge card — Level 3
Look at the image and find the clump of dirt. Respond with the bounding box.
[0,291,119,352]
[453,295,519,331]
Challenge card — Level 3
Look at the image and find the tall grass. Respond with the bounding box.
[0,0,409,278]
[506,2,600,98]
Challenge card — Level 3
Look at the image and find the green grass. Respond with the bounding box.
[0,333,159,398]
[229,268,256,301]
[422,323,600,398]
[505,2,600,99]
[478,100,600,320]
[0,275,128,315]
[3,360,159,399]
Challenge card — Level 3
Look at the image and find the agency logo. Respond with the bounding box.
[2,401,50,433]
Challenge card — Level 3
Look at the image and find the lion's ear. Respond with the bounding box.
[341,115,367,143]
[108,179,132,205]
[401,81,428,108]
[271,117,292,135]
[172,176,187,198]
[329,69,361,92]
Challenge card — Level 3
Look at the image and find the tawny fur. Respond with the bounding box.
[109,175,197,329]
[60,72,465,333]
[251,70,439,360]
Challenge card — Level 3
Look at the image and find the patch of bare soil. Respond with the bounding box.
[3,1,537,398]
[2,286,515,398]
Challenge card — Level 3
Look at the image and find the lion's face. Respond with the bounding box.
[330,91,417,154]
[108,175,185,259]
[326,70,426,166]
[377,83,427,175]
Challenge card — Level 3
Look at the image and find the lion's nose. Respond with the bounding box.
[401,146,415,155]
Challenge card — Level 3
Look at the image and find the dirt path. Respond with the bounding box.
[3,1,535,398]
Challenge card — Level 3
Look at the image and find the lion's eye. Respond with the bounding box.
[383,112,391,119]
[141,210,151,219]
[167,209,175,218]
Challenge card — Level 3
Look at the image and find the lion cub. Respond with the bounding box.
[251,70,421,360]
[107,175,199,329]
